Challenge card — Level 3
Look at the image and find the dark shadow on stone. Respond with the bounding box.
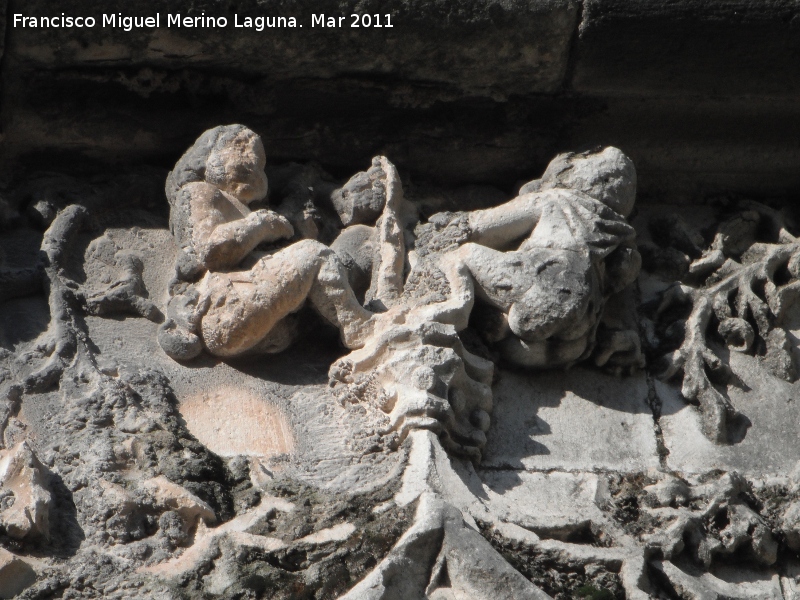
[0,295,50,350]
[450,455,494,502]
[474,467,524,498]
[727,412,752,445]
[41,473,85,559]
[482,366,653,477]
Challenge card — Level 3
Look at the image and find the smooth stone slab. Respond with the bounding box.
[483,368,658,472]
[477,470,604,536]
[659,351,800,477]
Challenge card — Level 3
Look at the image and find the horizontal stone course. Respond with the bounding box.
[3,0,800,198]
[573,0,800,97]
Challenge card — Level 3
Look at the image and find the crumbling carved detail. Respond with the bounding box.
[7,205,162,393]
[644,203,800,443]
[416,146,644,374]
[0,441,53,541]
[160,127,644,462]
[0,169,234,596]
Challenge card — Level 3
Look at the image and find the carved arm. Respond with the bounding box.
[466,193,541,249]
[201,209,294,270]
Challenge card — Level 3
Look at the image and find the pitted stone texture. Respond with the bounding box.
[140,475,217,526]
[659,352,800,477]
[482,368,658,472]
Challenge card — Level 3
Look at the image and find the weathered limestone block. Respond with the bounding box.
[8,0,578,95]
[657,352,800,477]
[477,470,606,536]
[0,441,51,540]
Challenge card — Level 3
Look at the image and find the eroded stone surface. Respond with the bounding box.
[639,201,800,444]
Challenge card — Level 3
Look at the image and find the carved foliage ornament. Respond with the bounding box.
[158,125,645,459]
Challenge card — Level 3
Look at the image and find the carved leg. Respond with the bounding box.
[200,240,373,356]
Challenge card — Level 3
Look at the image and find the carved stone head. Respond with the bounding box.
[166,124,269,205]
[205,128,268,203]
[541,146,637,218]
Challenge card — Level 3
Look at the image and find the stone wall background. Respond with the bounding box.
[2,0,800,200]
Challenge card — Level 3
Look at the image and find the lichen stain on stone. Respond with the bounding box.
[179,387,295,458]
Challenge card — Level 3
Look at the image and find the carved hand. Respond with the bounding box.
[252,209,294,243]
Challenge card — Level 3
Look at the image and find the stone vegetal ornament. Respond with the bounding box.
[3,124,800,598]
[643,203,800,442]
[158,127,644,461]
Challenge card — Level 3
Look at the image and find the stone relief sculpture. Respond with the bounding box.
[157,127,645,462]
[157,125,375,361]
[421,147,644,372]
[2,123,800,599]
[642,203,800,442]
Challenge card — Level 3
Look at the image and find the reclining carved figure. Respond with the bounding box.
[426,147,644,371]
[157,125,376,360]
[328,147,644,458]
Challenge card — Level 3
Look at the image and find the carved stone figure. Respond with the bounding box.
[328,147,645,461]
[425,147,643,371]
[157,125,376,360]
[156,131,645,463]
[4,124,800,599]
